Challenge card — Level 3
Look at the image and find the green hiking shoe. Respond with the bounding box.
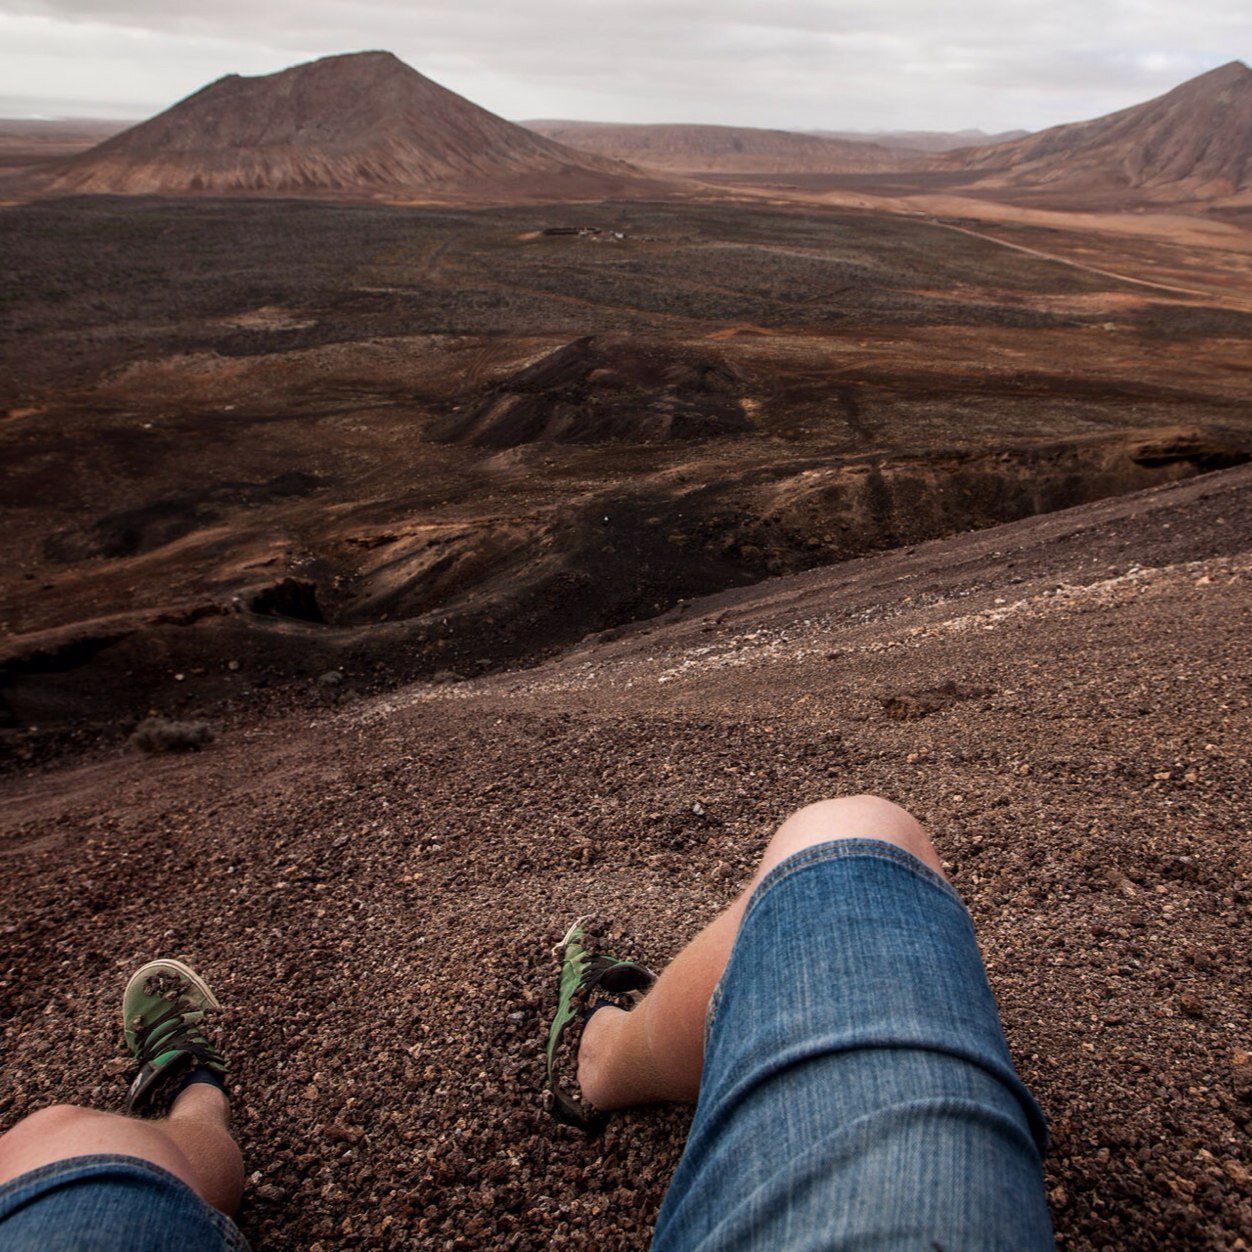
[122,958,227,1114]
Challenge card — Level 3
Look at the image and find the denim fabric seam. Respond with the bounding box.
[746,838,966,927]
[0,1154,186,1205]
[705,838,966,1039]
[0,1153,248,1249]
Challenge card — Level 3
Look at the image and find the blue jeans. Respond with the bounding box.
[652,839,1054,1251]
[0,1155,248,1250]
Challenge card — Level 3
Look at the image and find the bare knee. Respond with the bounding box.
[759,795,943,878]
[0,1102,197,1193]
[0,1105,92,1144]
[0,1104,98,1176]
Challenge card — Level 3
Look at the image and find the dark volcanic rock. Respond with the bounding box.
[431,335,755,446]
[879,680,991,721]
[249,579,324,623]
[130,716,214,754]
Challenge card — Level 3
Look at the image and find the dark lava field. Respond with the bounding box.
[3,197,1250,762]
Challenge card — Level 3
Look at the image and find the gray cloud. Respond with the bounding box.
[1,0,1248,129]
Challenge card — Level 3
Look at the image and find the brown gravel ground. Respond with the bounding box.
[2,465,1251,1251]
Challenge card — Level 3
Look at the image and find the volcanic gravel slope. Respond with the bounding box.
[2,465,1251,1250]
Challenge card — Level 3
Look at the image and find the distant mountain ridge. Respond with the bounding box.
[0,118,133,173]
[807,127,1031,153]
[24,51,658,200]
[522,120,917,174]
[9,55,1248,209]
[948,61,1252,202]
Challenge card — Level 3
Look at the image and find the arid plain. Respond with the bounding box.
[2,51,1251,1252]
[4,193,1251,754]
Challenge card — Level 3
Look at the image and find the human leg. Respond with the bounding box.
[577,794,936,1110]
[0,1082,242,1215]
[0,957,246,1249]
[647,826,1052,1249]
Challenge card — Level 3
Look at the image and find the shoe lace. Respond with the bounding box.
[133,1001,224,1072]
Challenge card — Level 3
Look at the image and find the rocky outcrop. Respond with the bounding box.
[431,335,755,446]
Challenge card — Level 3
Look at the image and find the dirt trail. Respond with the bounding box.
[930,220,1252,309]
[1,465,1250,1249]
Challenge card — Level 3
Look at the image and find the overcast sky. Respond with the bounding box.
[0,0,1248,133]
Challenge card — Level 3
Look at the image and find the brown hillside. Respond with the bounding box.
[523,120,917,174]
[24,52,660,200]
[949,61,1252,203]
